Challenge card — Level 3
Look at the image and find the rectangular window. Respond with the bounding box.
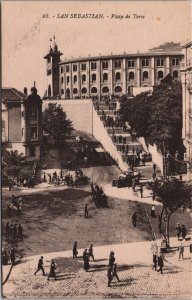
[91,62,97,70]
[142,59,149,67]
[66,65,70,72]
[73,64,77,72]
[172,58,180,66]
[29,107,37,119]
[67,76,70,84]
[157,58,164,67]
[114,60,121,68]
[22,128,24,137]
[128,60,135,68]
[81,63,86,71]
[102,61,109,69]
[30,127,37,139]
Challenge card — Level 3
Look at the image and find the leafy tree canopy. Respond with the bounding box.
[119,74,184,155]
[42,103,73,143]
[153,179,192,215]
[3,150,26,167]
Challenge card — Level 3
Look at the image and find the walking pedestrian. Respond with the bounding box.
[152,253,157,271]
[178,243,184,260]
[153,163,156,173]
[107,266,113,287]
[18,224,24,239]
[140,186,143,198]
[84,204,88,218]
[5,221,10,237]
[132,212,137,227]
[48,259,56,280]
[158,216,162,234]
[175,223,182,240]
[88,244,95,261]
[109,251,115,268]
[157,253,164,274]
[181,225,187,239]
[83,249,89,272]
[73,241,78,258]
[10,246,16,264]
[34,256,46,276]
[13,224,17,240]
[151,205,156,218]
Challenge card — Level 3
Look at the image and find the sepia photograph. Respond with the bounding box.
[1,1,192,298]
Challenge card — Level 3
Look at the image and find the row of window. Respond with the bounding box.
[61,86,123,95]
[60,58,180,73]
[61,70,179,84]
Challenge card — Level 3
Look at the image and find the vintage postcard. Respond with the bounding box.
[1,1,192,299]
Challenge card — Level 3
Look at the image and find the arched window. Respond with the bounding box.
[66,89,70,98]
[92,74,96,83]
[73,88,78,94]
[67,76,70,84]
[82,74,86,83]
[143,71,148,81]
[48,84,51,97]
[61,89,64,94]
[173,70,178,79]
[157,71,164,80]
[74,75,77,83]
[102,86,109,93]
[91,87,97,94]
[128,85,134,96]
[115,72,121,81]
[114,86,122,93]
[61,77,64,84]
[61,66,64,73]
[129,72,135,81]
[103,73,108,81]
[82,87,87,94]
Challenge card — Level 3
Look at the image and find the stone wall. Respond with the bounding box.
[43,99,93,134]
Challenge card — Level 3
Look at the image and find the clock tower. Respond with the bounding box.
[44,36,63,98]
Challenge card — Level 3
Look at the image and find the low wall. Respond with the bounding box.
[43,99,93,134]
[92,107,128,172]
[138,137,163,174]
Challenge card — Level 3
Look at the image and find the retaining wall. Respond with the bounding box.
[139,137,163,174]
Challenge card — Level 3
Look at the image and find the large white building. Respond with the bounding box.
[44,40,182,99]
[181,41,192,180]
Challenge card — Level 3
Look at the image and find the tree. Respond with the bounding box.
[153,179,192,243]
[42,103,73,144]
[3,150,26,167]
[119,75,185,158]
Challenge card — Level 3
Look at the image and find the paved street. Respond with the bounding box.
[3,239,192,298]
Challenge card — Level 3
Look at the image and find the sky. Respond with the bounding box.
[2,1,191,96]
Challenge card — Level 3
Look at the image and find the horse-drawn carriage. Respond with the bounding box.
[91,184,108,208]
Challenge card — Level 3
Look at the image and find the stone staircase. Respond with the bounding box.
[92,99,146,168]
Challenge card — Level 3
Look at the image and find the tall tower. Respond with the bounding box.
[44,36,63,98]
[23,86,42,160]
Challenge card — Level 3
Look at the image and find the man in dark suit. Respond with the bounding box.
[34,256,45,276]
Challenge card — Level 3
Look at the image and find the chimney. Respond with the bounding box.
[24,87,28,95]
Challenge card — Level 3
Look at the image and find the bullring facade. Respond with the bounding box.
[44,40,183,99]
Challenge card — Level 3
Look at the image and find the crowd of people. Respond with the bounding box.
[44,168,88,187]
[5,221,24,240]
[90,183,108,208]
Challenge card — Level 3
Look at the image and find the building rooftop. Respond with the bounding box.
[2,88,27,102]
[58,50,183,65]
